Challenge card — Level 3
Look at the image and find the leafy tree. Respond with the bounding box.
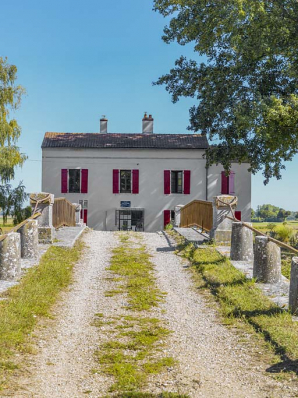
[277,208,291,221]
[154,1,298,183]
[0,182,28,225]
[251,209,255,219]
[296,213,298,220]
[0,57,26,182]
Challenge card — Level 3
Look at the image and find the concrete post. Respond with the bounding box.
[0,233,21,280]
[230,222,254,262]
[289,257,298,314]
[73,203,82,226]
[253,236,281,283]
[30,193,55,244]
[210,195,238,245]
[174,205,184,227]
[18,220,39,258]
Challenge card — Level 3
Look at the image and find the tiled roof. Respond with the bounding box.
[42,132,209,150]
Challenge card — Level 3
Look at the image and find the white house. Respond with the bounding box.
[41,114,251,232]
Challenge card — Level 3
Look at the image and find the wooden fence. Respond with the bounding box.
[180,200,213,231]
[53,198,76,229]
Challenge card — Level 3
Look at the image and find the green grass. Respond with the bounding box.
[181,244,298,371]
[95,233,183,396]
[253,221,298,233]
[108,393,189,398]
[0,241,83,390]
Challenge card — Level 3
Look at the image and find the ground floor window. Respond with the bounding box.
[79,200,88,225]
[115,209,144,231]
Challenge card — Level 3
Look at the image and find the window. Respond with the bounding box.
[69,169,80,193]
[171,171,183,194]
[221,171,235,195]
[120,170,132,193]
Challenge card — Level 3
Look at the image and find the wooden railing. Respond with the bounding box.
[53,198,76,229]
[180,200,213,231]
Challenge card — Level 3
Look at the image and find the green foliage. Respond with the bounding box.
[0,182,28,225]
[271,224,294,243]
[154,1,298,183]
[165,223,173,231]
[12,205,32,226]
[254,204,292,222]
[0,241,83,389]
[0,57,26,182]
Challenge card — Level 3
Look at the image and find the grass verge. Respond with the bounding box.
[176,239,298,376]
[94,233,184,396]
[0,240,84,390]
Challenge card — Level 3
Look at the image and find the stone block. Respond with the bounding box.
[289,257,298,314]
[19,220,39,258]
[253,236,281,283]
[0,232,21,280]
[230,222,254,262]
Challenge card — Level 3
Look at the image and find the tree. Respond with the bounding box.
[0,57,26,182]
[277,208,291,221]
[154,1,298,184]
[295,213,298,220]
[0,182,28,225]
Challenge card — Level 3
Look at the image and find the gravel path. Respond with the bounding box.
[6,230,298,398]
[142,232,298,398]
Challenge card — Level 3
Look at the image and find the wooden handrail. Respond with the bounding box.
[227,216,298,256]
[181,199,213,211]
[0,213,41,242]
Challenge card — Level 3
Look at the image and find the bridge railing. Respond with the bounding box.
[180,199,213,231]
[53,198,76,229]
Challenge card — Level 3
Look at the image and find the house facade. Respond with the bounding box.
[41,116,251,232]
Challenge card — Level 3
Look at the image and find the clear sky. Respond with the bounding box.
[1,0,297,211]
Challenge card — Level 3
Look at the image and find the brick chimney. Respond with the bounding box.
[142,112,154,134]
[100,116,108,133]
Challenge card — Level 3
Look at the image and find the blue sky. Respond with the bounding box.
[1,0,297,211]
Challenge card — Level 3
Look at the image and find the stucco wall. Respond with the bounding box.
[42,147,251,231]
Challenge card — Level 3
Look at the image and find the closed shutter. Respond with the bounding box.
[81,169,88,193]
[61,169,68,193]
[164,210,171,228]
[164,170,171,195]
[132,169,139,194]
[228,171,235,195]
[221,171,228,194]
[113,169,119,194]
[235,211,241,221]
[184,170,191,194]
[83,209,88,225]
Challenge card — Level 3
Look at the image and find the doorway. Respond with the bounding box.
[115,209,144,231]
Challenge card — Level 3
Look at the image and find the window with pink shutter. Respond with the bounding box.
[132,169,139,194]
[235,211,241,221]
[61,169,68,193]
[81,169,88,194]
[164,170,171,195]
[228,171,235,195]
[184,170,191,194]
[221,171,228,194]
[164,210,171,228]
[113,169,119,194]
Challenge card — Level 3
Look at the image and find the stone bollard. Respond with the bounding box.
[253,236,281,283]
[230,222,254,262]
[289,257,298,314]
[30,193,55,243]
[0,233,21,280]
[73,203,82,226]
[18,220,39,258]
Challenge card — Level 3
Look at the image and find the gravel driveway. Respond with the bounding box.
[7,230,298,398]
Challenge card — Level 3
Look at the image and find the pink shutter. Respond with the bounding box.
[113,169,119,194]
[81,169,88,193]
[221,171,228,194]
[235,211,241,221]
[184,170,191,194]
[61,169,68,193]
[132,169,139,194]
[228,171,235,195]
[83,209,88,225]
[164,210,171,228]
[164,170,171,195]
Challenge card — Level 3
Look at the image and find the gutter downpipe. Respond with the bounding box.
[206,164,209,201]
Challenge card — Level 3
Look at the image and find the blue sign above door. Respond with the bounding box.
[121,201,131,208]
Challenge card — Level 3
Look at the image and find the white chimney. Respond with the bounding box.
[142,112,154,134]
[100,116,108,133]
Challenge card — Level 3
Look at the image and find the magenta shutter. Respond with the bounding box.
[132,169,139,194]
[164,210,171,228]
[81,169,88,193]
[61,169,68,193]
[83,209,88,225]
[113,169,119,194]
[164,170,171,194]
[228,171,235,195]
[221,171,228,194]
[235,211,241,221]
[184,170,191,194]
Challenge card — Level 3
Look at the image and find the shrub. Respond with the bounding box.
[272,224,294,243]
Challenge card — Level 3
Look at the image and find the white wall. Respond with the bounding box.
[42,147,251,231]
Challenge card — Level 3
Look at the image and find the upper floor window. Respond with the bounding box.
[171,171,183,194]
[69,169,80,193]
[221,171,235,195]
[61,169,88,194]
[120,170,132,193]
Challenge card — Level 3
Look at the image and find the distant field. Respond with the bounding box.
[0,217,14,233]
[252,221,298,232]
